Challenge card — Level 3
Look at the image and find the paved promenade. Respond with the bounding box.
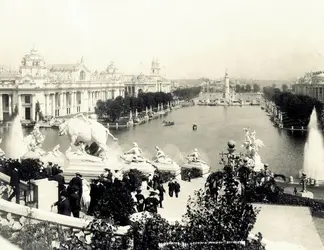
[149,178,324,249]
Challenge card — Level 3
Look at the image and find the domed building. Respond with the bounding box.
[0,48,125,122]
[293,71,324,102]
[124,58,171,97]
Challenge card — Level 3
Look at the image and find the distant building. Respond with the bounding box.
[293,71,324,102]
[123,59,171,97]
[0,50,171,122]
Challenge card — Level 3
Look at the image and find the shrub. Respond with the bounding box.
[123,169,147,188]
[60,219,127,250]
[128,213,171,250]
[95,183,136,226]
[155,170,176,183]
[0,221,66,250]
[20,159,44,182]
[255,193,324,214]
[181,167,202,181]
[126,166,265,250]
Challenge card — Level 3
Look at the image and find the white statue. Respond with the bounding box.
[187,149,199,162]
[31,123,45,146]
[51,144,61,157]
[155,146,165,159]
[154,146,172,164]
[124,142,145,163]
[58,114,118,160]
[241,128,264,171]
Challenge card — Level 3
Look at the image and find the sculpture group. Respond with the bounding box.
[242,128,265,171]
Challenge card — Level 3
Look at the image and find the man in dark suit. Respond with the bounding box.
[174,180,181,198]
[7,167,20,204]
[69,172,83,200]
[87,179,102,216]
[69,186,81,218]
[52,191,71,216]
[49,169,66,200]
[156,184,165,208]
[168,180,175,197]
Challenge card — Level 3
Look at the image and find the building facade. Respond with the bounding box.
[124,59,171,97]
[293,71,324,102]
[0,50,171,122]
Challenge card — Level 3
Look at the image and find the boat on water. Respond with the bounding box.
[163,121,175,126]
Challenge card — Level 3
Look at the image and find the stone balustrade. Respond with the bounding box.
[0,198,130,248]
[0,172,37,206]
[0,235,21,250]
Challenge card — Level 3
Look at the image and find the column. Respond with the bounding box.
[0,94,3,121]
[17,94,22,116]
[8,94,12,116]
[63,92,67,115]
[89,91,93,112]
[44,94,48,116]
[70,92,74,114]
[74,92,77,113]
[31,95,36,122]
[59,93,63,116]
[52,94,55,116]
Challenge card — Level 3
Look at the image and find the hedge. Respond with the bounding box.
[181,167,202,181]
[155,170,176,183]
[253,193,324,214]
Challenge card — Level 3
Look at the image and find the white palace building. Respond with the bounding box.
[0,48,171,122]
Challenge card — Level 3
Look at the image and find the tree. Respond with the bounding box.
[282,84,289,92]
[184,167,259,245]
[173,86,202,100]
[95,100,107,118]
[253,83,260,93]
[235,84,242,93]
[95,183,135,226]
[263,85,323,127]
[245,84,252,92]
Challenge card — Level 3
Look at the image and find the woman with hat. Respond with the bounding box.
[135,187,145,212]
[144,190,159,213]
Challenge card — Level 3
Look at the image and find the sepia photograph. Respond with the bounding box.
[0,0,324,249]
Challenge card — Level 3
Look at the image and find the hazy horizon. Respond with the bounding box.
[1,0,324,80]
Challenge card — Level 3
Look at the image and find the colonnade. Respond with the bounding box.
[0,88,125,122]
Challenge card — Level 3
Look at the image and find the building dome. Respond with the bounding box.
[21,48,45,67]
[137,73,145,81]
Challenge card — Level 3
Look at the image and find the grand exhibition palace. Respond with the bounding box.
[0,48,171,122]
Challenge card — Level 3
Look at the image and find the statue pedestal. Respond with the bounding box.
[63,154,124,181]
[296,191,314,199]
[33,179,58,212]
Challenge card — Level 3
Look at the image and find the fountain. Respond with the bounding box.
[303,108,324,184]
[6,115,28,159]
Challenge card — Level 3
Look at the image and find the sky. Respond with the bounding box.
[1,0,324,80]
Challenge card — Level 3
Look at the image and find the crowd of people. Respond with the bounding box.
[0,154,185,222]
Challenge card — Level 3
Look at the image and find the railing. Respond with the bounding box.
[0,235,21,250]
[0,198,130,248]
[0,172,37,207]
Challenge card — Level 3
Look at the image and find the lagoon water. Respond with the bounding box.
[0,106,307,177]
